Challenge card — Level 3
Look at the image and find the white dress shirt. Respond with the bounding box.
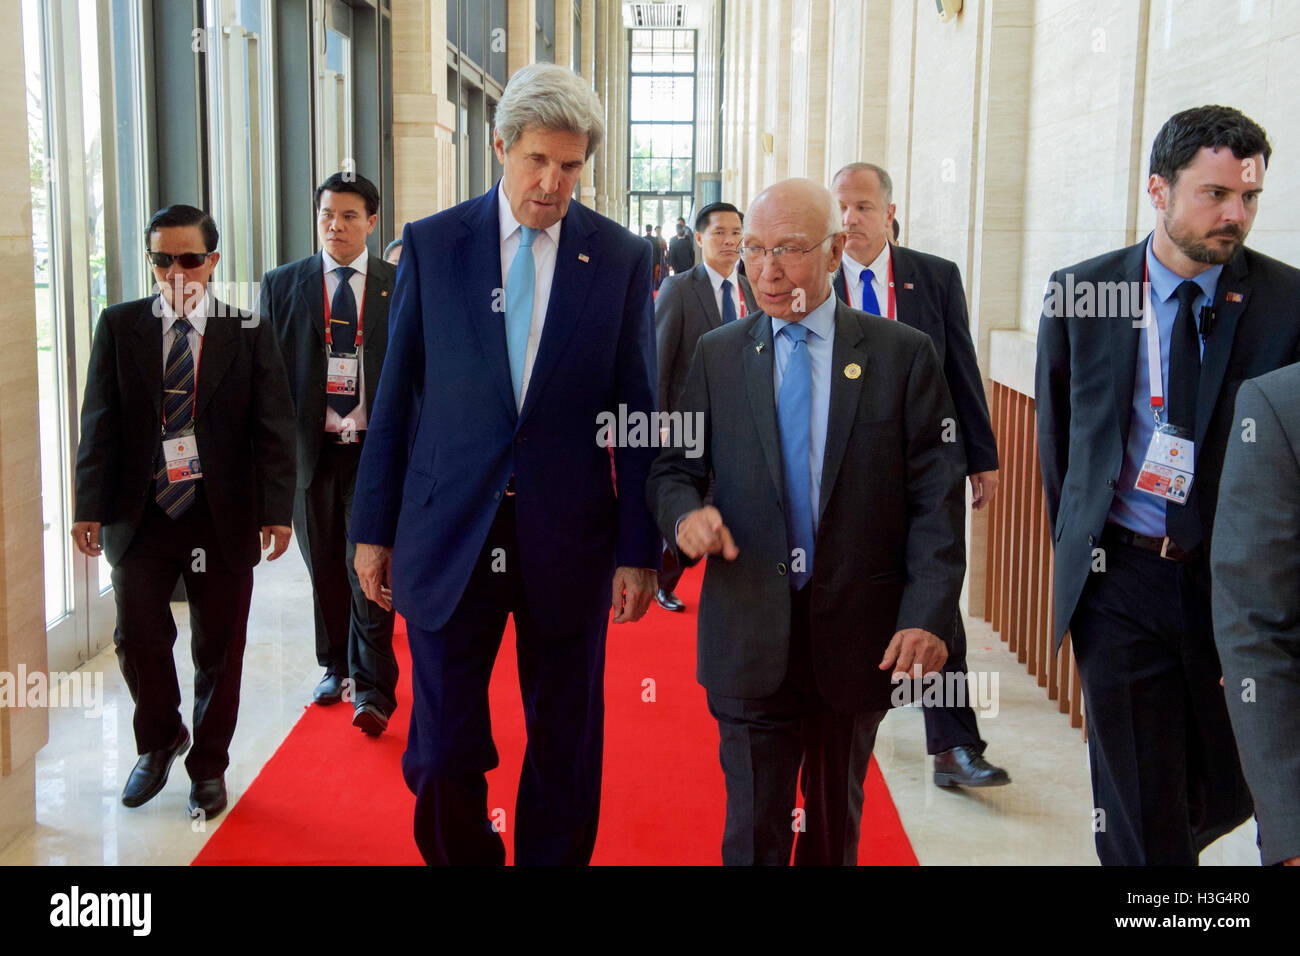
[702,261,745,322]
[159,291,209,373]
[322,248,370,431]
[841,242,892,318]
[498,179,563,409]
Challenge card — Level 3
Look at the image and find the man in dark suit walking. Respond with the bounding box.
[1213,363,1300,868]
[667,223,695,275]
[831,162,1007,789]
[653,201,757,612]
[260,172,398,736]
[648,179,966,865]
[350,64,659,865]
[1036,105,1300,864]
[71,205,295,819]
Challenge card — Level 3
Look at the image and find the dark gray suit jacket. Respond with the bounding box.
[1212,362,1300,866]
[1036,238,1300,648]
[647,299,967,712]
[655,263,757,414]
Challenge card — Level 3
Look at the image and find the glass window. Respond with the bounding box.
[627,28,695,229]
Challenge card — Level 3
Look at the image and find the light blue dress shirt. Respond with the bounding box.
[1108,235,1222,536]
[771,293,837,532]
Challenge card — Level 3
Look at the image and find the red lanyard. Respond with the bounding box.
[162,320,203,430]
[849,255,896,319]
[323,270,366,350]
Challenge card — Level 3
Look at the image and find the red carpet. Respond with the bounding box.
[193,567,917,865]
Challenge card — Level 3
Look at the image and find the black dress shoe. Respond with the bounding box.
[656,588,685,612]
[313,671,344,705]
[353,703,389,737]
[121,725,190,808]
[933,745,1011,788]
[188,776,227,818]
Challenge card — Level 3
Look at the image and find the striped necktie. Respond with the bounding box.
[155,317,197,518]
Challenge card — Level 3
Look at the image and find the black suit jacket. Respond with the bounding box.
[833,245,998,473]
[259,253,395,486]
[655,263,758,414]
[73,296,296,569]
[668,235,695,274]
[1036,238,1300,647]
[647,299,967,712]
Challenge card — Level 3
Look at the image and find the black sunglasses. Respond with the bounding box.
[147,250,214,269]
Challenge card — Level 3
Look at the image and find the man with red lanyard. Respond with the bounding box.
[71,204,295,819]
[831,163,1009,790]
[653,201,758,612]
[260,172,398,735]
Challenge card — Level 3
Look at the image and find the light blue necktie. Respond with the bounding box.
[777,323,814,590]
[721,278,738,324]
[859,268,881,316]
[505,225,539,406]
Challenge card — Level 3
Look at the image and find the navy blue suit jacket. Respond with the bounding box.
[834,244,998,474]
[349,188,660,633]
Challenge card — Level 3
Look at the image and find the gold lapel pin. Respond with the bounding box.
[844,363,862,379]
[756,343,766,354]
[578,253,590,263]
[381,290,388,297]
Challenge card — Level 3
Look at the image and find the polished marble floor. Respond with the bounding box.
[0,543,1259,866]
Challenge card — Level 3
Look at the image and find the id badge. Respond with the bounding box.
[1135,423,1194,503]
[326,355,359,396]
[162,431,202,484]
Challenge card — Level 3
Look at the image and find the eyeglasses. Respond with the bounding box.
[147,250,214,269]
[739,233,838,264]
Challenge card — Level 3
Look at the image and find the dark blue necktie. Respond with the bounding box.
[328,265,358,417]
[777,323,815,590]
[1166,280,1202,550]
[155,317,196,518]
[859,268,881,316]
[721,278,738,324]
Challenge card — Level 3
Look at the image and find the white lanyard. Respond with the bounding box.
[1142,261,1166,418]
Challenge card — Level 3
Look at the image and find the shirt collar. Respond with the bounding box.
[1145,232,1221,305]
[497,179,563,248]
[771,290,837,343]
[159,290,210,336]
[841,242,891,284]
[703,260,738,290]
[322,247,369,277]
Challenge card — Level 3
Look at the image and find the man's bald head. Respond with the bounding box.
[742,178,845,320]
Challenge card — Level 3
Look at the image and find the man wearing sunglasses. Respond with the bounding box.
[71,204,296,820]
[259,172,398,736]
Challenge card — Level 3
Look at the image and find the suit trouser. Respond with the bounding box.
[1069,534,1254,865]
[292,438,397,714]
[402,495,611,865]
[921,612,986,754]
[707,586,889,866]
[111,484,253,780]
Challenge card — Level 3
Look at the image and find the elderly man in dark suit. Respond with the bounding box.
[260,172,398,735]
[350,64,659,866]
[1212,363,1300,867]
[831,162,1007,789]
[1037,105,1300,865]
[71,204,295,819]
[649,178,967,865]
[653,201,757,612]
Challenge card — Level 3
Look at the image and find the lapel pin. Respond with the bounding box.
[381,290,388,297]
[903,282,914,290]
[1226,291,1243,303]
[578,253,590,263]
[844,363,862,380]
[756,342,766,354]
